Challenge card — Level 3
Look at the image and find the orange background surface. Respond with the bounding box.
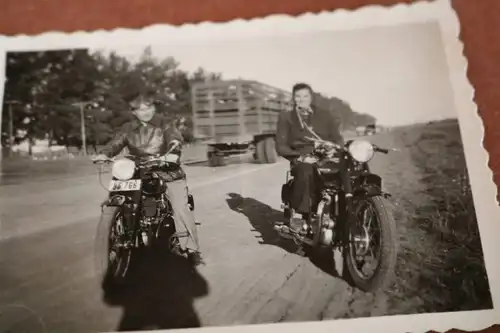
[1,0,499,332]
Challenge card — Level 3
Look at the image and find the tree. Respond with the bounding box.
[311,92,377,131]
[1,49,108,153]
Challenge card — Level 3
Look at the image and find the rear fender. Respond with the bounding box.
[188,194,195,211]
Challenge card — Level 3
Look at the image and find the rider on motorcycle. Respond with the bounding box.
[275,82,346,228]
[92,93,203,265]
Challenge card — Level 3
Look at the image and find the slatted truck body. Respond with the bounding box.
[191,80,292,166]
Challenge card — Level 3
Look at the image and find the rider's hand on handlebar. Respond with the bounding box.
[163,153,180,164]
[298,155,317,164]
[92,154,109,163]
[168,140,181,151]
[314,140,338,151]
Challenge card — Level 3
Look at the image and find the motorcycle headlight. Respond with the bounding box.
[112,159,136,180]
[348,139,375,163]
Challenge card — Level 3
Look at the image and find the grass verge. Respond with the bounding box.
[390,119,492,312]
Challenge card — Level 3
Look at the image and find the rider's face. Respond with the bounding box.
[294,88,312,109]
[132,102,155,123]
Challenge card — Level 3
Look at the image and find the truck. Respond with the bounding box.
[191,79,292,167]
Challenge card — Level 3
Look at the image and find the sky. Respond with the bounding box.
[91,21,457,127]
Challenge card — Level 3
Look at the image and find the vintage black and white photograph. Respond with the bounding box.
[1,1,499,333]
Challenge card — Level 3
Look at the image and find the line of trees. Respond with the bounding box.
[312,93,377,132]
[1,47,221,155]
[1,46,376,156]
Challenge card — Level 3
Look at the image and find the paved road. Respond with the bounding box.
[0,134,411,333]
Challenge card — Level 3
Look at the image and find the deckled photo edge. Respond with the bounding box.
[436,0,500,325]
[0,0,499,333]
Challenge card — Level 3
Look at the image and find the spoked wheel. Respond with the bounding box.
[344,195,398,292]
[94,207,133,289]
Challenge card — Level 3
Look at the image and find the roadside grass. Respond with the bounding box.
[388,119,492,313]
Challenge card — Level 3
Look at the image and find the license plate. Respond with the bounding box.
[108,179,142,192]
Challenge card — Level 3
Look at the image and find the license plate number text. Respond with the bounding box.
[108,179,142,192]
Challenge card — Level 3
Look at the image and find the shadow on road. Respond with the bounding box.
[101,250,209,331]
[225,192,299,254]
[225,193,344,280]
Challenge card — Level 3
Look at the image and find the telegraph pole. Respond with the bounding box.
[71,101,94,157]
[79,102,87,157]
[8,103,13,157]
[4,100,20,158]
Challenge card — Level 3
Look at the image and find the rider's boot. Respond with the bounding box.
[299,212,313,236]
[187,250,205,266]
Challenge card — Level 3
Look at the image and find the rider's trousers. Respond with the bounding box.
[161,176,200,253]
[290,162,318,214]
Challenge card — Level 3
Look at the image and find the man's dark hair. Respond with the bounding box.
[292,82,314,96]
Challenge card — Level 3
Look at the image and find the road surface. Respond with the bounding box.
[0,133,414,332]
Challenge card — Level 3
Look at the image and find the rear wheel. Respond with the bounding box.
[255,140,267,163]
[343,195,398,292]
[94,207,133,289]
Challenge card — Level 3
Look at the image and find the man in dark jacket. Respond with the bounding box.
[93,94,203,265]
[276,83,345,225]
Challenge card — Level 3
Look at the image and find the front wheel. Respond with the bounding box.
[343,195,398,292]
[94,206,133,289]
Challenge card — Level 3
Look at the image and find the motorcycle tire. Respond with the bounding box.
[94,206,133,290]
[343,195,398,292]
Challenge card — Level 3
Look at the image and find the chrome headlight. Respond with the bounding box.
[112,158,136,180]
[348,139,375,163]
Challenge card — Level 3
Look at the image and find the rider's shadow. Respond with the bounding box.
[226,192,344,280]
[101,250,209,331]
[225,192,298,254]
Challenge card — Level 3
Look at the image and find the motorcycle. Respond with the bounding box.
[275,137,399,292]
[92,142,196,287]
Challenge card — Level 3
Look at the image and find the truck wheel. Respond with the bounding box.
[207,151,226,167]
[263,137,278,163]
[255,140,267,164]
[255,137,278,164]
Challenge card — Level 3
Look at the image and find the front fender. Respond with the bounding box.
[101,195,127,209]
[352,173,391,197]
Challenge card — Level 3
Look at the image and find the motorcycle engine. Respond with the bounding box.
[140,173,171,224]
[141,193,171,222]
[142,196,157,218]
[315,193,337,247]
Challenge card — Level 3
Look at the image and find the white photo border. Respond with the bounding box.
[1,0,499,333]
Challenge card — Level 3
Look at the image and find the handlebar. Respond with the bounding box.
[304,137,397,155]
[92,157,114,165]
[92,155,179,167]
[372,145,399,154]
[91,140,182,166]
[375,147,389,154]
